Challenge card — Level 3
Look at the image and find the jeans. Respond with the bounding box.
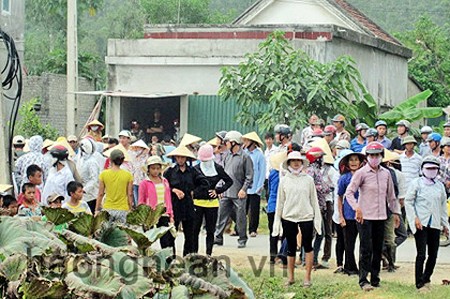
[193,206,218,256]
[414,226,440,289]
[133,184,139,207]
[246,194,261,234]
[357,220,385,287]
[343,220,359,272]
[215,197,248,245]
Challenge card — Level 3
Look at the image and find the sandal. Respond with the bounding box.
[303,281,312,288]
[285,280,295,287]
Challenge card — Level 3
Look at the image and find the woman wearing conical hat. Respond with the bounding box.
[86,119,104,142]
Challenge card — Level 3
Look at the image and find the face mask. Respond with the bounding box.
[91,126,99,131]
[288,166,303,175]
[422,168,439,180]
[367,156,381,168]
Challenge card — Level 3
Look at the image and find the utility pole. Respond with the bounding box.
[0,80,10,183]
[67,0,78,135]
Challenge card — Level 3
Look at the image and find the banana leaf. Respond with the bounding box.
[126,203,166,231]
[42,207,75,225]
[68,210,109,237]
[391,89,432,111]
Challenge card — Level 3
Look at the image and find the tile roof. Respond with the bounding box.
[331,0,401,45]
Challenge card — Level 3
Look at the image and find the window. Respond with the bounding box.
[2,0,10,13]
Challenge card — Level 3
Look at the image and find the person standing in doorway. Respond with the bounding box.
[146,108,164,143]
[215,131,254,248]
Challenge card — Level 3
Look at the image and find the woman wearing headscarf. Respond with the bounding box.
[77,138,101,212]
[15,135,49,188]
[129,140,150,207]
[193,143,233,256]
[164,145,209,256]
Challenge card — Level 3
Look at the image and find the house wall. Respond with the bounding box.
[21,73,97,136]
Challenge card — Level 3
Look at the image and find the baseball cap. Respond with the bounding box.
[12,135,25,145]
[67,135,78,142]
[47,193,64,204]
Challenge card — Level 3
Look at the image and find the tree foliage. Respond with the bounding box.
[394,16,450,107]
[219,31,377,132]
[15,98,59,140]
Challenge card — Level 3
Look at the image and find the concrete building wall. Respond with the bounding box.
[21,73,97,136]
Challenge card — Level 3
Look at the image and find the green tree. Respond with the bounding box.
[395,16,450,108]
[140,0,211,24]
[219,31,377,132]
[15,99,59,140]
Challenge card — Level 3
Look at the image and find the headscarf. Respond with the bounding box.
[200,160,218,177]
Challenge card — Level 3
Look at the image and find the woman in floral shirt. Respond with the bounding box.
[129,140,150,207]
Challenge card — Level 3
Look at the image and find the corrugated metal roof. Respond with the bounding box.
[74,91,187,98]
[187,95,265,140]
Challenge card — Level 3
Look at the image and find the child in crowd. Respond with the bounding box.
[139,156,174,252]
[63,181,92,214]
[17,164,43,205]
[405,156,450,290]
[1,195,18,216]
[18,183,42,218]
[47,193,64,208]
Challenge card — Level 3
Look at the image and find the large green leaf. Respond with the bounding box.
[126,203,166,231]
[65,262,123,297]
[392,89,432,111]
[42,207,75,225]
[98,224,129,247]
[0,217,66,257]
[418,107,444,118]
[69,210,109,237]
[379,110,404,121]
[171,285,190,299]
[118,225,173,251]
[61,229,119,254]
[0,254,28,281]
[20,278,67,299]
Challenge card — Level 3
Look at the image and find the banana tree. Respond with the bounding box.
[379,89,442,126]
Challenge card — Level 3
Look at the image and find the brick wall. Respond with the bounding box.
[22,73,97,136]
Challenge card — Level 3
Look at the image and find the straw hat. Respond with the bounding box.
[242,131,263,147]
[131,139,150,150]
[282,151,309,169]
[382,149,400,163]
[103,144,131,162]
[269,151,287,171]
[166,146,196,160]
[207,137,219,147]
[86,119,104,128]
[50,137,76,157]
[337,151,366,174]
[141,156,169,173]
[179,133,202,147]
[0,184,13,193]
[310,138,335,164]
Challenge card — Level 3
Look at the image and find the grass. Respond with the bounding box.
[236,267,450,299]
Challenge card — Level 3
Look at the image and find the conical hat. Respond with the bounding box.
[207,137,219,147]
[43,139,55,149]
[383,149,400,163]
[103,144,131,162]
[242,131,263,147]
[166,146,196,160]
[179,133,202,146]
[310,138,335,164]
[49,137,76,157]
[131,139,150,150]
[270,151,287,171]
[0,184,13,193]
[86,119,104,128]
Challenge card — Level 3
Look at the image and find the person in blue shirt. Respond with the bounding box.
[243,132,267,237]
[266,151,286,264]
[350,123,369,153]
[337,150,366,276]
[375,120,392,150]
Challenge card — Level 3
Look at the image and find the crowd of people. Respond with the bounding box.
[1,114,450,292]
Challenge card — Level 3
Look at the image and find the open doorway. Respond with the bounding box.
[120,96,180,144]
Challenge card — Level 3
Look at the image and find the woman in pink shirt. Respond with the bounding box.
[139,156,174,251]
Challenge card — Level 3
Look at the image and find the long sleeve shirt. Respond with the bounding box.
[400,152,423,182]
[41,166,75,205]
[267,169,280,213]
[274,172,322,234]
[345,163,400,220]
[138,178,173,217]
[223,148,254,198]
[405,178,450,235]
[246,148,266,195]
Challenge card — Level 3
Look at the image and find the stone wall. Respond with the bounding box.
[22,73,97,136]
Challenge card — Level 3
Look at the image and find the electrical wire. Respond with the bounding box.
[0,28,23,176]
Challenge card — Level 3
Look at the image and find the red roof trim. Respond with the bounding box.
[144,31,333,41]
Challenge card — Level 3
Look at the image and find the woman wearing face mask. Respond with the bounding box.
[405,156,450,291]
[129,140,150,207]
[345,141,401,292]
[193,144,233,256]
[86,119,104,142]
[77,138,101,212]
[272,151,322,288]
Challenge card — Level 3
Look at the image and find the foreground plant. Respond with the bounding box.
[0,204,254,298]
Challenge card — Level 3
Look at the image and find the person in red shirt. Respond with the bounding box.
[17,165,42,205]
